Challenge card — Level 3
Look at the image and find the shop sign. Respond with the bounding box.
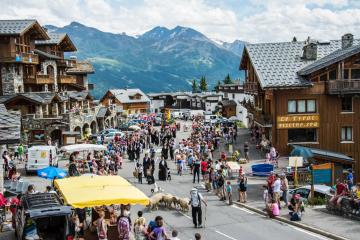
[277,115,320,129]
[312,163,332,184]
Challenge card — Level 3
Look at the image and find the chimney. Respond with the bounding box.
[342,33,353,49]
[302,42,317,60]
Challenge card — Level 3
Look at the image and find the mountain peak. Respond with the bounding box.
[69,21,86,28]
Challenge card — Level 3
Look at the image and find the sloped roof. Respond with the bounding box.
[241,39,360,89]
[298,44,360,75]
[68,91,92,101]
[67,61,94,74]
[34,49,62,60]
[35,32,77,52]
[96,107,110,118]
[108,89,150,104]
[0,19,49,39]
[220,99,237,107]
[0,104,21,144]
[0,92,55,105]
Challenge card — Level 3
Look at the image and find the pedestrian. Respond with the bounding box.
[170,229,180,240]
[133,213,146,240]
[149,216,169,240]
[238,174,248,203]
[226,181,232,205]
[217,170,225,201]
[272,174,281,209]
[266,199,280,218]
[117,206,131,240]
[193,157,201,184]
[244,142,250,162]
[158,157,168,181]
[138,164,143,184]
[280,174,289,207]
[97,210,108,240]
[195,233,201,240]
[262,185,270,209]
[189,188,207,228]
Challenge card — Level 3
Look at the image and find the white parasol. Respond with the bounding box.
[60,144,107,153]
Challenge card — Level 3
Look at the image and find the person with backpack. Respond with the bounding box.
[193,157,201,184]
[189,188,207,228]
[117,206,132,240]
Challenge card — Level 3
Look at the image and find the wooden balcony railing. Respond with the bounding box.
[252,110,272,127]
[58,74,77,84]
[24,74,54,84]
[0,52,39,64]
[244,81,259,95]
[57,59,77,68]
[327,80,360,94]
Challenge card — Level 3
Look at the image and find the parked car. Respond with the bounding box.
[103,131,125,143]
[15,193,72,240]
[285,185,333,203]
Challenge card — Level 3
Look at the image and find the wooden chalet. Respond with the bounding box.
[0,19,97,146]
[100,89,150,115]
[240,34,360,181]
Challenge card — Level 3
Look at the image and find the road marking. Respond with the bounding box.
[289,225,332,240]
[231,205,254,214]
[178,211,192,220]
[215,230,238,240]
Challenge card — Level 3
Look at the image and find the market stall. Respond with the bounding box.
[54,175,149,240]
[60,144,107,173]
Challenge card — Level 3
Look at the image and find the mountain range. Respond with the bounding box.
[45,22,245,98]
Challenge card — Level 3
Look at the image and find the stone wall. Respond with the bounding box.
[1,64,24,95]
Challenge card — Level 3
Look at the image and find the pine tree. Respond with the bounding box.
[223,74,233,84]
[214,80,221,92]
[192,79,198,93]
[199,76,207,92]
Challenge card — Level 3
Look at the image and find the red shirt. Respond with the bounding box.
[201,161,208,172]
[336,183,347,195]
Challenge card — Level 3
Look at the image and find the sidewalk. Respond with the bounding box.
[223,128,360,240]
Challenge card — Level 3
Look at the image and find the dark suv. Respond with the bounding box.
[15,193,72,240]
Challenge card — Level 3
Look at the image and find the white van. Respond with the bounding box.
[25,146,58,174]
[204,114,220,124]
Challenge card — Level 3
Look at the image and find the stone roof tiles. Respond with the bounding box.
[0,104,21,144]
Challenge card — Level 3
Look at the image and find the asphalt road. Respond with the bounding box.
[1,120,333,240]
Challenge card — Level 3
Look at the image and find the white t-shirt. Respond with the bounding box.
[273,179,281,193]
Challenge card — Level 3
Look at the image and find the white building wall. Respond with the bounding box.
[150,99,164,113]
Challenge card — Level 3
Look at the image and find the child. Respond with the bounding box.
[226,181,232,205]
[267,199,280,218]
[263,185,269,209]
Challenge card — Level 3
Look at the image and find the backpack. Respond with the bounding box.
[218,175,225,187]
[190,190,201,207]
[117,217,130,239]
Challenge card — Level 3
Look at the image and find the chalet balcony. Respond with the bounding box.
[24,74,54,84]
[327,80,360,94]
[250,109,272,127]
[244,81,259,95]
[0,52,39,64]
[58,74,77,84]
[57,59,77,68]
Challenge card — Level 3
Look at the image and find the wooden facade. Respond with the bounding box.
[241,40,360,182]
[100,90,150,115]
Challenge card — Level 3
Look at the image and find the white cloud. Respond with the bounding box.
[0,0,359,43]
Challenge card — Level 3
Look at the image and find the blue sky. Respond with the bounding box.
[1,0,360,42]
